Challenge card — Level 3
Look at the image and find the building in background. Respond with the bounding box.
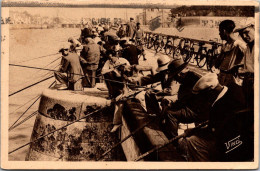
[140,8,172,27]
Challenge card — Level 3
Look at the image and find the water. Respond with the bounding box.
[9,28,80,161]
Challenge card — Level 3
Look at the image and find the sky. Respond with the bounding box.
[10,7,144,21]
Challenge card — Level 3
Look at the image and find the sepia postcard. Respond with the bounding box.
[1,0,259,169]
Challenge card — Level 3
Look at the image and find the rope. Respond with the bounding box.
[8,107,104,155]
[16,53,60,64]
[134,121,209,161]
[9,76,54,97]
[9,81,56,130]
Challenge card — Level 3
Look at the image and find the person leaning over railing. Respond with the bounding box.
[117,23,127,39]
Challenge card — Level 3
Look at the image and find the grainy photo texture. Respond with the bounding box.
[1,0,259,169]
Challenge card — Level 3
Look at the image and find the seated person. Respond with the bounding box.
[129,56,185,114]
[101,52,131,132]
[176,73,253,161]
[54,44,84,91]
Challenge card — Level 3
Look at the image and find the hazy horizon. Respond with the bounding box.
[10,7,144,21]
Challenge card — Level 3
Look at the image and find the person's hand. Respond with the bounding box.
[183,128,195,138]
[57,66,63,72]
[146,88,159,95]
[127,77,140,85]
[113,69,121,77]
[161,95,178,107]
[163,88,172,94]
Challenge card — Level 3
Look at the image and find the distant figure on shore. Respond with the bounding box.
[126,17,136,38]
[132,22,147,61]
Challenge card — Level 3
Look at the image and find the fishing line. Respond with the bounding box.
[9,81,56,130]
[9,76,54,97]
[9,63,152,89]
[13,57,61,88]
[16,53,60,64]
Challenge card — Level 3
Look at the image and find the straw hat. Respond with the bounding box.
[156,56,171,72]
[167,58,188,76]
[192,73,219,94]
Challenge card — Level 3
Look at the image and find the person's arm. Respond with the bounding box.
[234,39,247,52]
[133,72,163,86]
[214,47,225,69]
[79,56,87,64]
[101,61,115,74]
[134,65,154,75]
[132,30,136,40]
[60,57,69,72]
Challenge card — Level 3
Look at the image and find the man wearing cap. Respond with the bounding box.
[215,20,245,86]
[80,38,101,88]
[130,55,205,139]
[160,63,206,139]
[92,32,102,44]
[54,45,84,91]
[126,17,136,38]
[234,17,255,109]
[68,37,82,54]
[104,25,119,42]
[176,73,253,161]
[96,23,104,34]
[80,25,93,43]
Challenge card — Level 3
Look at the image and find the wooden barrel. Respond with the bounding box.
[25,88,125,161]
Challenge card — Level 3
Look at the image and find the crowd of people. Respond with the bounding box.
[53,17,255,161]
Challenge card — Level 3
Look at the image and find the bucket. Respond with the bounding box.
[25,88,125,161]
